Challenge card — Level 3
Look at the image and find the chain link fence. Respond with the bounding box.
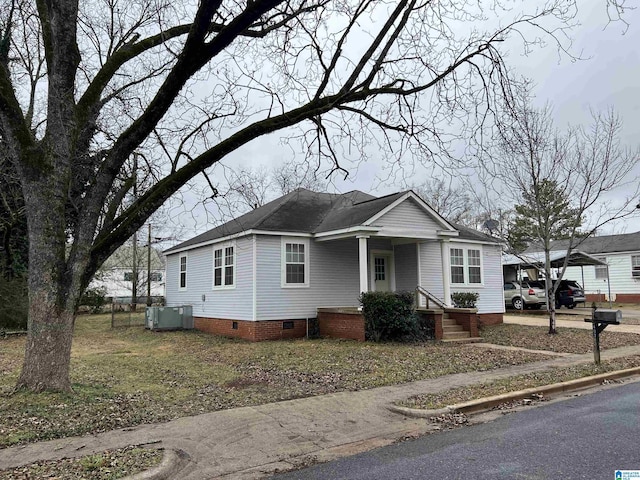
[110,296,164,328]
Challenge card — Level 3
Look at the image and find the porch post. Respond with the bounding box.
[440,239,451,307]
[357,235,369,294]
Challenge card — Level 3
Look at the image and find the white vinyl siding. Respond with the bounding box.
[165,236,254,320]
[447,243,503,314]
[374,198,441,238]
[394,243,418,292]
[565,252,640,300]
[257,236,361,320]
[633,255,640,278]
[419,241,502,314]
[418,241,445,302]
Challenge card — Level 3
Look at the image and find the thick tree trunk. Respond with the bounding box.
[16,299,75,392]
[15,171,83,392]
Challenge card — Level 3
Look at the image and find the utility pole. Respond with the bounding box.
[147,223,152,307]
[131,154,138,313]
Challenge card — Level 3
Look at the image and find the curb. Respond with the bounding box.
[123,448,190,480]
[388,366,640,418]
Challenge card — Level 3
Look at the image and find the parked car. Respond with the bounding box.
[554,279,586,309]
[504,281,547,310]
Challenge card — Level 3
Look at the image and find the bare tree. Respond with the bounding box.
[485,91,640,333]
[272,161,327,195]
[411,178,477,225]
[0,0,599,391]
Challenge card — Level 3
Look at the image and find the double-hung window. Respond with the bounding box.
[450,247,483,285]
[632,255,640,278]
[179,255,187,289]
[450,248,465,284]
[282,238,309,287]
[468,249,482,284]
[213,243,235,288]
[594,257,608,280]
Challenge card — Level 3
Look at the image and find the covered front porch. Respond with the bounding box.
[315,229,456,306]
[314,232,480,341]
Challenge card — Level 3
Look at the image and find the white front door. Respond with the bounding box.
[373,254,391,292]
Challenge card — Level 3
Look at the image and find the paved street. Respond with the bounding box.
[272,379,640,480]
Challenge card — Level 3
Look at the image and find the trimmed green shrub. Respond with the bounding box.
[79,286,107,314]
[0,275,28,330]
[360,291,425,342]
[451,292,479,309]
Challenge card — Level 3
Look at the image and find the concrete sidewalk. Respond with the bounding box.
[3,343,640,479]
[504,313,640,334]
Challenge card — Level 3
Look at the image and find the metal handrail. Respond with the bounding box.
[415,286,446,310]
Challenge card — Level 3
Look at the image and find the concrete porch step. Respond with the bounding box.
[442,319,459,326]
[442,331,471,340]
[443,324,464,332]
[441,336,483,344]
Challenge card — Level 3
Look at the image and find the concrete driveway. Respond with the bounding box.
[504,305,640,334]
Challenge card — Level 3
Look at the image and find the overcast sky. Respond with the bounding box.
[167,0,640,240]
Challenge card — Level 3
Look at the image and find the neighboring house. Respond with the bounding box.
[556,232,640,303]
[164,189,505,341]
[90,245,166,300]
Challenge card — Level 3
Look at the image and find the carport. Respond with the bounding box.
[502,250,610,306]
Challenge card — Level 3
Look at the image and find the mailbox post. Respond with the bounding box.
[584,306,622,365]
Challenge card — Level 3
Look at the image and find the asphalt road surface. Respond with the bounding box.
[271,380,640,480]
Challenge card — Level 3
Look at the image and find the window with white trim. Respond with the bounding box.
[450,247,483,285]
[282,238,309,287]
[632,255,640,278]
[213,243,235,288]
[450,248,465,284]
[594,257,608,280]
[467,249,482,284]
[179,255,187,289]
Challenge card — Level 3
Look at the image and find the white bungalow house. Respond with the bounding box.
[90,245,166,301]
[163,189,505,341]
[559,232,640,303]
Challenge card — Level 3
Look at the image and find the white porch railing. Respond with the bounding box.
[415,286,447,310]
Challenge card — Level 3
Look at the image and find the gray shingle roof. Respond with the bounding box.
[529,232,640,255]
[165,188,498,254]
[452,223,502,244]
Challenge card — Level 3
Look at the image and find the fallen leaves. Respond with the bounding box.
[480,324,640,354]
[0,446,162,480]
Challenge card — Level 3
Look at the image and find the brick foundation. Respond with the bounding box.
[586,293,607,302]
[614,294,640,303]
[194,317,308,341]
[447,308,479,337]
[417,309,443,340]
[477,313,504,327]
[317,309,365,342]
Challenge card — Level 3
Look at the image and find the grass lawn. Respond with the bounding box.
[0,446,162,480]
[0,314,552,448]
[479,324,640,354]
[398,355,640,410]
